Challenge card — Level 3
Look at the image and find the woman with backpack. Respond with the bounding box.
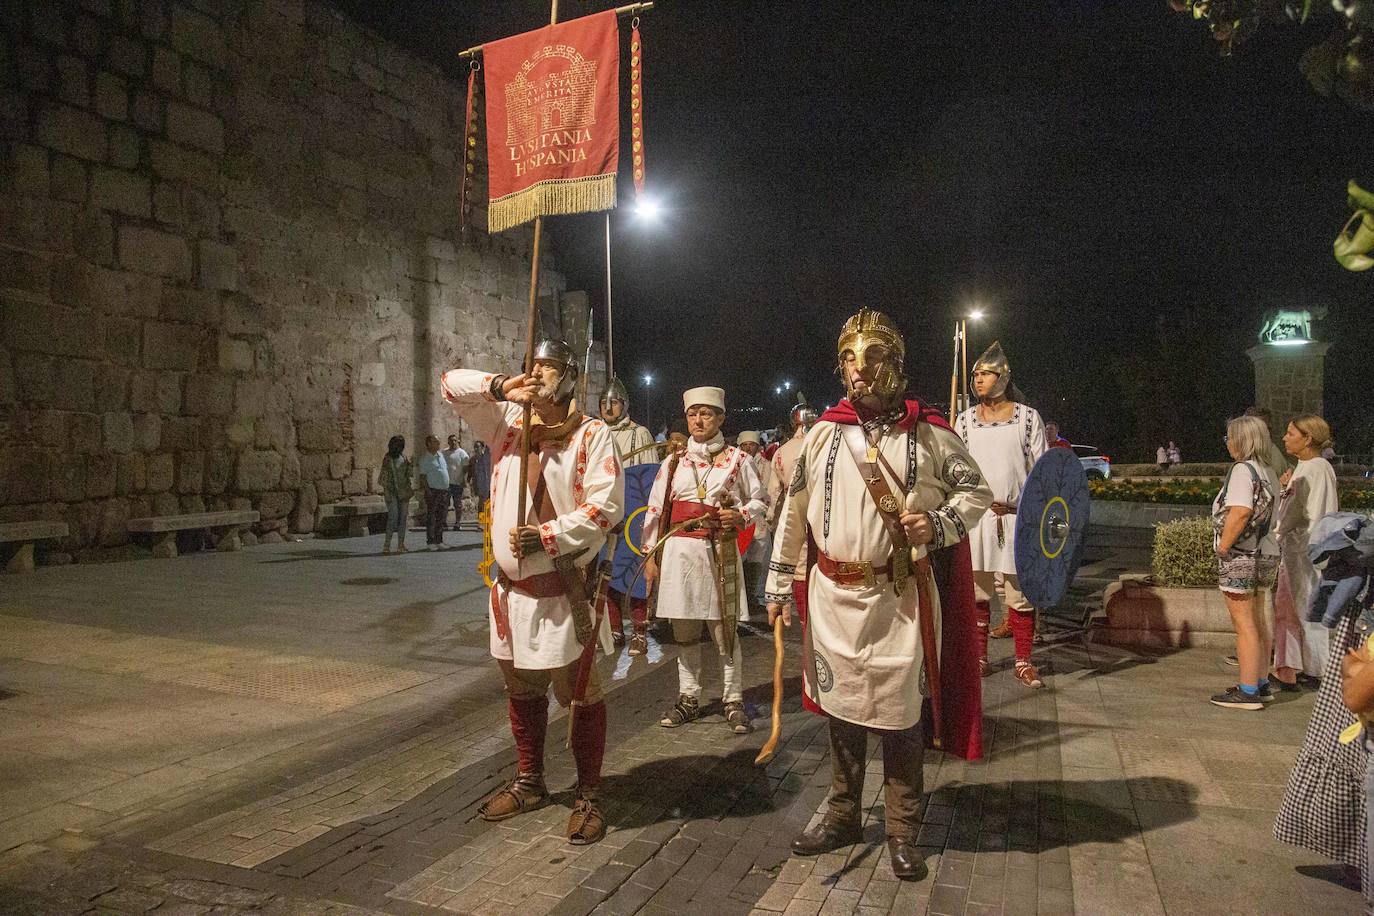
[1210,414,1284,710]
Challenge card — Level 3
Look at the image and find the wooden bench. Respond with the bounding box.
[127,510,260,558]
[0,520,70,573]
[316,496,416,538]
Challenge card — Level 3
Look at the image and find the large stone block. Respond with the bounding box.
[119,226,191,280]
[9,144,49,196]
[170,4,225,68]
[167,102,224,155]
[236,448,282,491]
[0,448,51,504]
[68,411,101,453]
[218,336,253,371]
[256,489,293,520]
[198,238,238,291]
[280,450,301,489]
[97,498,130,547]
[85,454,116,498]
[152,46,181,94]
[142,321,202,370]
[205,449,234,494]
[315,478,342,502]
[233,378,267,416]
[225,415,255,447]
[107,34,148,78]
[254,414,293,451]
[49,453,87,502]
[102,411,135,454]
[183,373,232,415]
[37,103,108,162]
[297,417,343,451]
[91,166,151,217]
[299,452,328,480]
[109,124,141,169]
[0,247,50,296]
[328,451,352,479]
[102,317,141,366]
[129,370,182,413]
[116,453,146,494]
[151,492,180,515]
[95,71,129,121]
[161,286,220,326]
[133,412,160,451]
[175,450,204,492]
[159,415,203,451]
[342,467,369,495]
[290,484,317,533]
[2,299,94,358]
[66,262,162,316]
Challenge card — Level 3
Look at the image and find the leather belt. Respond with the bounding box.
[498,569,566,598]
[816,549,896,589]
[669,501,718,539]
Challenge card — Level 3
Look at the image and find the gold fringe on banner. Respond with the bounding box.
[488,173,618,234]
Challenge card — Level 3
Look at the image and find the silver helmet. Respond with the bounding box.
[599,375,629,413]
[789,392,819,430]
[531,337,578,403]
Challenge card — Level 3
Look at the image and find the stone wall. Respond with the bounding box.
[0,0,593,559]
[1246,340,1329,425]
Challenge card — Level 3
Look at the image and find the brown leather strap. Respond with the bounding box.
[838,425,911,556]
[913,555,942,749]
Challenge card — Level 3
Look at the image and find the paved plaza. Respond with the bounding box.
[0,529,1363,914]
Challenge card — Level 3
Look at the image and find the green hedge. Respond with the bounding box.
[1110,462,1233,477]
[1090,477,1374,510]
[1152,517,1217,587]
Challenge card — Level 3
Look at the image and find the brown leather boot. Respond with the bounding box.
[989,619,1012,639]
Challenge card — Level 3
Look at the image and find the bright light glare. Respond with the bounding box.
[634,196,662,221]
[968,309,985,321]
[1268,339,1309,347]
[643,373,653,385]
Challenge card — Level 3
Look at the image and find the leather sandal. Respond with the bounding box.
[479,773,548,821]
[567,793,605,845]
[1014,662,1044,689]
[989,620,1012,639]
[660,695,700,727]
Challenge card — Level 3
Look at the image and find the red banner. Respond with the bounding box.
[481,11,619,233]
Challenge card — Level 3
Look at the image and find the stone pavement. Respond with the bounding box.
[0,530,1366,914]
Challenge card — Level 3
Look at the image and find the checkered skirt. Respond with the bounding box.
[1274,610,1369,893]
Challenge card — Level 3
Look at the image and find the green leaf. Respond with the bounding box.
[1349,179,1374,213]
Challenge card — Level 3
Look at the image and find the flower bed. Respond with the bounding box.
[1090,477,1374,510]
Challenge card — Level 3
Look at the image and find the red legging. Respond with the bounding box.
[606,588,647,634]
[976,601,1034,662]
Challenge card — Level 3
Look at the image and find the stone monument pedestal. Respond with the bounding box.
[1246,340,1328,423]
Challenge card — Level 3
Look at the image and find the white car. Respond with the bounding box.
[1071,444,1111,480]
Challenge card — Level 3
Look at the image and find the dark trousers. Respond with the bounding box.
[425,487,448,544]
[448,485,466,528]
[825,716,924,839]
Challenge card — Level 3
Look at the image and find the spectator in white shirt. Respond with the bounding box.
[444,434,471,531]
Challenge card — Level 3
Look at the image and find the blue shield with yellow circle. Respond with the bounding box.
[607,462,660,598]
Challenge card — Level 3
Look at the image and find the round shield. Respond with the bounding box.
[1013,447,1091,608]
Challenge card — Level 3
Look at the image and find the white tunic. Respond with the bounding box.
[442,369,625,669]
[767,416,992,729]
[957,403,1046,575]
[769,431,807,579]
[743,453,775,562]
[606,418,657,466]
[642,435,767,621]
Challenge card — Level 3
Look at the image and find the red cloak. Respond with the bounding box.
[794,397,983,761]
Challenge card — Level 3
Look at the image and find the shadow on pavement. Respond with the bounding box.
[595,748,775,827]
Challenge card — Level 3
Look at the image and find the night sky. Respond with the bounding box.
[338,1,1372,460]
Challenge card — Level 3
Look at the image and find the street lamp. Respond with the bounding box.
[634,195,662,222]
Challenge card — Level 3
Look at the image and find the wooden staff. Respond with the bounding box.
[754,614,785,765]
[947,320,961,425]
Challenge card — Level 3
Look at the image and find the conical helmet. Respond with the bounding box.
[531,337,578,402]
[836,308,906,402]
[599,375,630,412]
[971,341,1010,399]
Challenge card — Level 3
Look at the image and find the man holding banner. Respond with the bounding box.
[440,340,623,846]
[643,387,767,735]
[766,308,990,880]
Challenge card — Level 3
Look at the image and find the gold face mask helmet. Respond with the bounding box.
[971,341,1010,400]
[836,308,907,403]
